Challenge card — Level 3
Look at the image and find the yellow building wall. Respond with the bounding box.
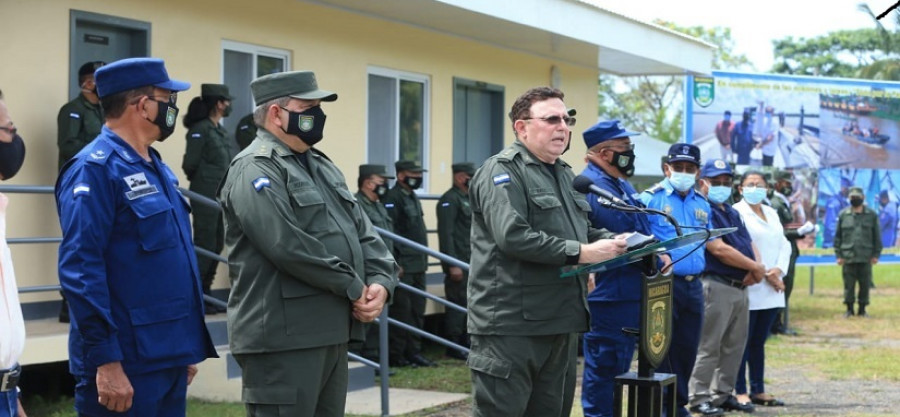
[0,0,599,300]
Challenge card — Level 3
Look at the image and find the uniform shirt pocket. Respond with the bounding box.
[128,197,179,252]
[288,186,329,233]
[129,297,192,361]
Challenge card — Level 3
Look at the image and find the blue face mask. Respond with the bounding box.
[707,186,732,204]
[669,172,696,192]
[742,186,767,205]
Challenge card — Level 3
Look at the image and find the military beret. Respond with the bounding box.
[359,164,394,179]
[849,187,864,198]
[250,71,337,106]
[395,160,426,173]
[201,83,234,100]
[452,162,475,175]
[583,119,640,149]
[95,58,190,98]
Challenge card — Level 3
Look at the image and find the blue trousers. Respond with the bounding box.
[658,278,704,417]
[735,307,779,395]
[75,367,187,417]
[0,389,18,417]
[582,300,640,417]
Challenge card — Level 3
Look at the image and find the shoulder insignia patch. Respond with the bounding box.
[493,173,511,186]
[72,183,90,198]
[191,133,202,138]
[441,202,450,207]
[646,183,664,194]
[252,177,271,192]
[384,203,395,209]
[90,149,107,160]
[69,113,80,119]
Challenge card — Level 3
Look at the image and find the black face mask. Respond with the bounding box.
[0,134,26,180]
[403,176,422,190]
[147,99,179,142]
[223,104,233,118]
[779,184,793,196]
[851,198,864,207]
[610,150,635,177]
[464,178,471,188]
[374,184,388,197]
[281,105,327,147]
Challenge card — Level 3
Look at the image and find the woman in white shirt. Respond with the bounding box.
[732,171,792,408]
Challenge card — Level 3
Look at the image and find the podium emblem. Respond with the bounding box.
[642,277,672,369]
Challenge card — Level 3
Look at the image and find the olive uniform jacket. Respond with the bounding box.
[436,186,472,269]
[57,94,103,170]
[182,118,231,197]
[468,140,613,337]
[217,129,399,354]
[834,206,882,263]
[355,191,394,253]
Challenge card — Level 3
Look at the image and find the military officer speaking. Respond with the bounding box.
[835,187,882,318]
[218,71,398,416]
[467,86,625,416]
[56,57,217,416]
[436,162,475,361]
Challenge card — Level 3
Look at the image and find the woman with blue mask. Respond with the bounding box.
[732,171,792,408]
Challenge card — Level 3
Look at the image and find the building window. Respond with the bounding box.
[367,67,430,189]
[221,40,291,135]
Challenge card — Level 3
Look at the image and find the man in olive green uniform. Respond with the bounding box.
[770,171,798,334]
[383,160,437,368]
[467,86,626,417]
[436,162,475,361]
[834,187,882,318]
[183,84,234,312]
[56,60,106,323]
[218,71,398,416]
[354,163,395,360]
[57,61,106,170]
[235,113,257,151]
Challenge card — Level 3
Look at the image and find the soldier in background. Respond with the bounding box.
[436,162,475,361]
[835,187,882,318]
[234,113,257,151]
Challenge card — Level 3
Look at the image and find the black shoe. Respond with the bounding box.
[858,311,869,318]
[389,358,416,368]
[407,353,438,367]
[781,328,798,336]
[720,395,755,413]
[689,401,724,416]
[844,310,853,318]
[445,349,468,361]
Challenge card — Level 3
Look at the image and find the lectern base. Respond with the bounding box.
[613,371,676,417]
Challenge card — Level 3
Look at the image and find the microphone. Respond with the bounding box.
[572,175,628,206]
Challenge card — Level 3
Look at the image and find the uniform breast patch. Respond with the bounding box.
[124,173,159,200]
[252,177,271,192]
[493,173,510,185]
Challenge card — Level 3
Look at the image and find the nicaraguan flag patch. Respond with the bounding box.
[191,133,202,138]
[73,183,90,197]
[492,173,510,185]
[69,113,80,119]
[384,203,395,209]
[252,177,271,192]
[441,202,450,207]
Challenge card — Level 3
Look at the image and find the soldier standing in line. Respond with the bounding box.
[436,162,475,361]
[235,113,257,151]
[835,187,882,318]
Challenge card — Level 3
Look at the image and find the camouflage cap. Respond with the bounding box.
[774,170,793,182]
[849,187,864,198]
[395,160,426,173]
[359,164,394,179]
[250,71,337,106]
[452,162,475,175]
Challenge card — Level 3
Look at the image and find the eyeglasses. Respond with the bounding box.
[599,143,635,152]
[667,163,698,174]
[150,92,178,104]
[523,115,576,126]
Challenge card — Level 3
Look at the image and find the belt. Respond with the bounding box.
[674,274,697,282]
[704,274,746,290]
[0,364,20,392]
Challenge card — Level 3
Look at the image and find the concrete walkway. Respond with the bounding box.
[346,387,469,416]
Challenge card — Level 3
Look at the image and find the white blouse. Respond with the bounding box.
[734,200,793,311]
[0,193,25,370]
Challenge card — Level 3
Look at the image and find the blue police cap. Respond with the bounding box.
[95,58,190,98]
[583,119,640,149]
[701,159,732,178]
[667,143,701,165]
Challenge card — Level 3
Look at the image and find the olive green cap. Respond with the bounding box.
[250,71,337,106]
[395,160,426,173]
[774,170,793,182]
[359,164,394,179]
[201,83,234,100]
[452,162,476,175]
[849,187,864,198]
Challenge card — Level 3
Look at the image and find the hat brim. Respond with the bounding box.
[611,130,641,139]
[378,174,396,179]
[702,169,732,178]
[668,156,700,165]
[289,90,338,102]
[154,79,191,92]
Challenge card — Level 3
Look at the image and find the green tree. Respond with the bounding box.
[771,28,894,77]
[597,20,750,143]
[856,2,900,80]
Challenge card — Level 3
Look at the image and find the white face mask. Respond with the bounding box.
[742,186,767,205]
[669,172,696,192]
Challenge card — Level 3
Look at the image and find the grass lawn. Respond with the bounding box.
[21,264,900,417]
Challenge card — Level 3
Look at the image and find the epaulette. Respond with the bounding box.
[83,140,115,166]
[496,146,520,162]
[310,147,332,163]
[645,183,665,194]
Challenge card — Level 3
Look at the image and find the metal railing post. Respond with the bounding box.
[379,306,390,417]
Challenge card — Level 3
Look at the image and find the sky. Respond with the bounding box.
[596,0,896,71]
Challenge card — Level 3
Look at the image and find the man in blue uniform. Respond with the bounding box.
[730,110,754,165]
[880,190,898,248]
[579,120,671,417]
[641,143,717,417]
[56,58,217,416]
[823,177,850,248]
